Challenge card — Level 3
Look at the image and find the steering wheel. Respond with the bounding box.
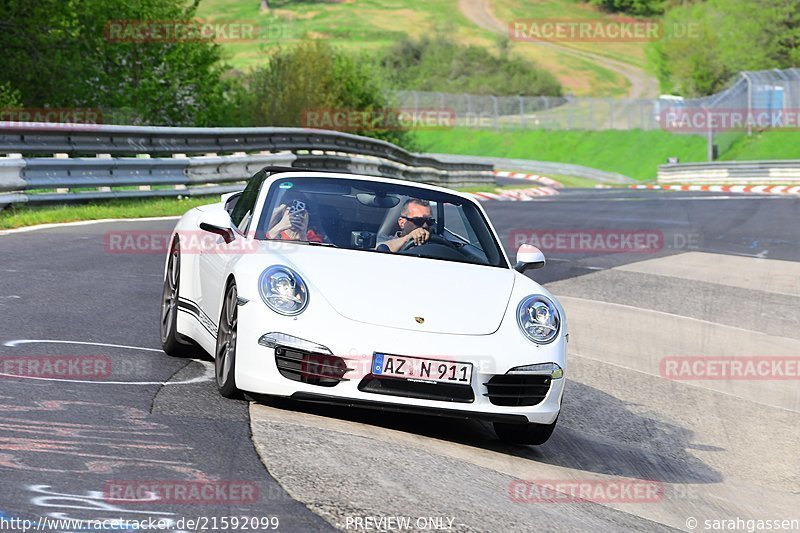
[397,233,461,256]
[399,233,459,252]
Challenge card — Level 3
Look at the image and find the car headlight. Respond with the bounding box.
[517,295,560,344]
[259,266,309,316]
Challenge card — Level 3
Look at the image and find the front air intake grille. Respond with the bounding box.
[358,375,474,403]
[274,346,349,387]
[484,374,552,406]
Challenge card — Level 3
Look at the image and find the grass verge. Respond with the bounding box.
[544,174,607,188]
[416,128,708,180]
[416,128,800,180]
[718,131,800,161]
[0,196,217,230]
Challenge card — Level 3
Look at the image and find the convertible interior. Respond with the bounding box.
[226,175,507,267]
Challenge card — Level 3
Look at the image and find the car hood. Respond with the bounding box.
[267,245,515,335]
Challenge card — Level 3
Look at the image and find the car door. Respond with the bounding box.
[198,171,267,334]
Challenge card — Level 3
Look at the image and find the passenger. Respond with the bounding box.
[265,191,326,242]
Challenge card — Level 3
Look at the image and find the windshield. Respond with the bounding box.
[255,176,507,268]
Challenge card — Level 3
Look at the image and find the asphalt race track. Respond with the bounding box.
[0,188,798,532]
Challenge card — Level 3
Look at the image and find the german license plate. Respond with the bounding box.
[372,353,472,384]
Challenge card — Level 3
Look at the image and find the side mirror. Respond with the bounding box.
[199,209,236,244]
[515,244,546,273]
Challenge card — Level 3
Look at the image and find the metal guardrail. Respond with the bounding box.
[658,160,800,184]
[0,123,490,171]
[0,123,494,207]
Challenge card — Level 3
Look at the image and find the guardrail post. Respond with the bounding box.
[706,109,714,162]
[96,153,112,192]
[54,153,70,193]
[743,72,753,136]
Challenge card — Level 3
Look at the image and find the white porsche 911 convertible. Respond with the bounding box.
[160,168,566,444]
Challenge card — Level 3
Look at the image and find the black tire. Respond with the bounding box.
[494,417,558,445]
[160,239,194,357]
[215,281,242,399]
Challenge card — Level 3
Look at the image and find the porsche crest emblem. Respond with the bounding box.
[414,316,425,324]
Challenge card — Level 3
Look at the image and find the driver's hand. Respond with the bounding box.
[406,228,430,246]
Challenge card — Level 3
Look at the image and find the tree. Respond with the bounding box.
[237,39,417,148]
[0,81,22,109]
[377,35,562,96]
[649,0,800,96]
[0,0,228,125]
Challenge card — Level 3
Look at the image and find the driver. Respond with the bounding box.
[376,198,434,253]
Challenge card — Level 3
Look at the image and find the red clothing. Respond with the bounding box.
[278,228,324,242]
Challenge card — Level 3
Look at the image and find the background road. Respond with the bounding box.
[0,189,797,531]
[458,0,659,98]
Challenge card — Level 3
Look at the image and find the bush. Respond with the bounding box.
[377,35,562,97]
[586,0,666,16]
[236,39,417,149]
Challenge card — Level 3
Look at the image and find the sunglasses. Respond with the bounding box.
[401,215,435,227]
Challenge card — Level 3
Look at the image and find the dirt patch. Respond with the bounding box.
[458,0,657,98]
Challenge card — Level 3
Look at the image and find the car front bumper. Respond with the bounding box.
[234,301,566,425]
